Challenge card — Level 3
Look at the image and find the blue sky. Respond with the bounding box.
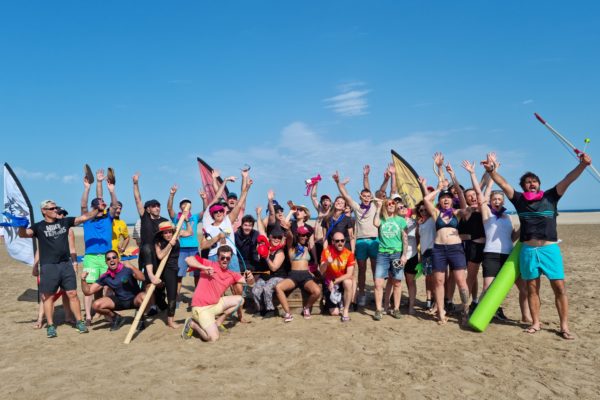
[1,1,599,222]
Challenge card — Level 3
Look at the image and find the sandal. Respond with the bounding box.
[559,330,575,340]
[340,315,351,323]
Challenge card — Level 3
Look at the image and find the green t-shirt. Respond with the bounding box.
[378,216,407,254]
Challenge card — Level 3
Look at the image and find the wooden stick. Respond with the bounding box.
[123,203,190,344]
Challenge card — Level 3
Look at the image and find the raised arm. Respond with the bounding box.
[256,207,266,236]
[378,168,391,197]
[423,179,442,219]
[446,162,467,211]
[167,184,177,220]
[388,164,398,195]
[74,208,100,226]
[333,171,354,206]
[372,199,383,228]
[555,152,592,196]
[106,181,118,218]
[207,176,235,210]
[228,175,250,223]
[267,190,276,225]
[462,160,489,220]
[481,152,515,200]
[363,165,371,192]
[132,173,145,217]
[81,176,91,214]
[96,169,105,199]
[310,181,320,211]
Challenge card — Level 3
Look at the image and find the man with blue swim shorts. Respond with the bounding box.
[334,168,379,309]
[483,151,592,340]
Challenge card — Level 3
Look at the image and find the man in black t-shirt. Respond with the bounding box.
[483,151,592,340]
[19,200,100,338]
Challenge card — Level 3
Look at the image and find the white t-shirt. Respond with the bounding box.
[202,213,235,257]
[483,214,514,254]
[350,200,379,239]
[418,218,435,254]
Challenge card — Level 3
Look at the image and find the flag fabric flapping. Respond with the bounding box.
[2,163,35,266]
[197,158,228,204]
[391,150,424,209]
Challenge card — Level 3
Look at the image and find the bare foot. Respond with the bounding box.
[524,326,541,335]
[33,320,44,329]
[437,316,449,325]
[168,322,180,329]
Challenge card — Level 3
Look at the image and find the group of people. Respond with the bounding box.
[20,150,592,341]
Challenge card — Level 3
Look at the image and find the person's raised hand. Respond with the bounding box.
[170,184,178,195]
[363,165,371,176]
[96,169,105,182]
[461,160,475,174]
[132,173,140,184]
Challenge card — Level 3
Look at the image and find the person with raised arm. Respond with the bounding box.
[80,168,120,326]
[422,155,470,326]
[372,197,408,320]
[19,200,100,337]
[461,160,530,323]
[333,168,377,309]
[274,219,321,322]
[416,178,436,312]
[310,180,331,264]
[481,151,591,339]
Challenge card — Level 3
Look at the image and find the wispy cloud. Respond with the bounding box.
[9,167,78,184]
[522,99,534,105]
[324,82,369,117]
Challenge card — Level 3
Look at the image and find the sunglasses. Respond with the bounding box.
[271,235,283,239]
[213,210,224,214]
[418,208,426,212]
[397,206,406,209]
[333,239,345,243]
[219,256,231,261]
[44,207,58,211]
[105,256,118,261]
[298,234,309,238]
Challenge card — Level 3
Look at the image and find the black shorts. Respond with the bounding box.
[464,240,485,264]
[403,255,419,275]
[288,270,314,289]
[109,295,137,311]
[482,252,509,278]
[39,262,77,294]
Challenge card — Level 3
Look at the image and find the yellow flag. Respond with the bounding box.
[391,150,423,209]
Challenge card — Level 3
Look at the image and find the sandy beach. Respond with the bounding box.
[1,220,599,399]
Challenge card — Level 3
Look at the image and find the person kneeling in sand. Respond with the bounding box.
[80,250,146,331]
[320,232,355,322]
[182,245,255,342]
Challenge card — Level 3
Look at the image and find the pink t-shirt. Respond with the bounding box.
[191,256,242,307]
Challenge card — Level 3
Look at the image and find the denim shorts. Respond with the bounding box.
[178,247,199,278]
[375,252,404,281]
[432,243,466,272]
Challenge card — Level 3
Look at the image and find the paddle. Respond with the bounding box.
[123,203,190,344]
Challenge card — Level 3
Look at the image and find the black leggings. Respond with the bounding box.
[157,268,178,317]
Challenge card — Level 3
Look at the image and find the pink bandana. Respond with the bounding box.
[105,263,124,279]
[522,191,544,202]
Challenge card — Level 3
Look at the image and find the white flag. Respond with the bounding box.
[2,163,35,266]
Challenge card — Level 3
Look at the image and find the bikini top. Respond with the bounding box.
[435,213,459,231]
[291,245,311,262]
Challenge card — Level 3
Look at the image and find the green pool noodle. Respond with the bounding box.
[468,241,522,332]
[415,262,423,279]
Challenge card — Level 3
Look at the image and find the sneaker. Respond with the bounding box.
[391,309,402,319]
[357,294,367,307]
[136,318,146,332]
[283,313,294,323]
[445,301,455,313]
[373,310,383,321]
[218,324,228,332]
[47,324,57,338]
[468,302,478,317]
[109,315,125,332]
[494,307,508,321]
[181,317,194,340]
[302,307,311,320]
[75,320,89,334]
[147,305,159,317]
[263,310,276,319]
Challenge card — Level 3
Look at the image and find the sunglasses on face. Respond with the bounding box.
[219,256,231,261]
[333,239,345,243]
[213,210,224,215]
[418,208,426,213]
[44,207,58,211]
[106,256,118,261]
[271,235,283,240]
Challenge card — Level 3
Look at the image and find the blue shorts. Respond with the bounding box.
[375,252,404,281]
[432,243,466,272]
[178,247,199,278]
[519,243,564,280]
[209,253,241,273]
[355,237,379,261]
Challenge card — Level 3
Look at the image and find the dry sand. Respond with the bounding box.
[1,222,599,399]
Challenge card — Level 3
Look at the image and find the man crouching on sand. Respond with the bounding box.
[182,245,254,342]
[80,250,146,331]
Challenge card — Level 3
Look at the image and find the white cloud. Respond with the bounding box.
[11,167,78,184]
[62,175,77,184]
[324,82,369,117]
[522,99,534,105]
